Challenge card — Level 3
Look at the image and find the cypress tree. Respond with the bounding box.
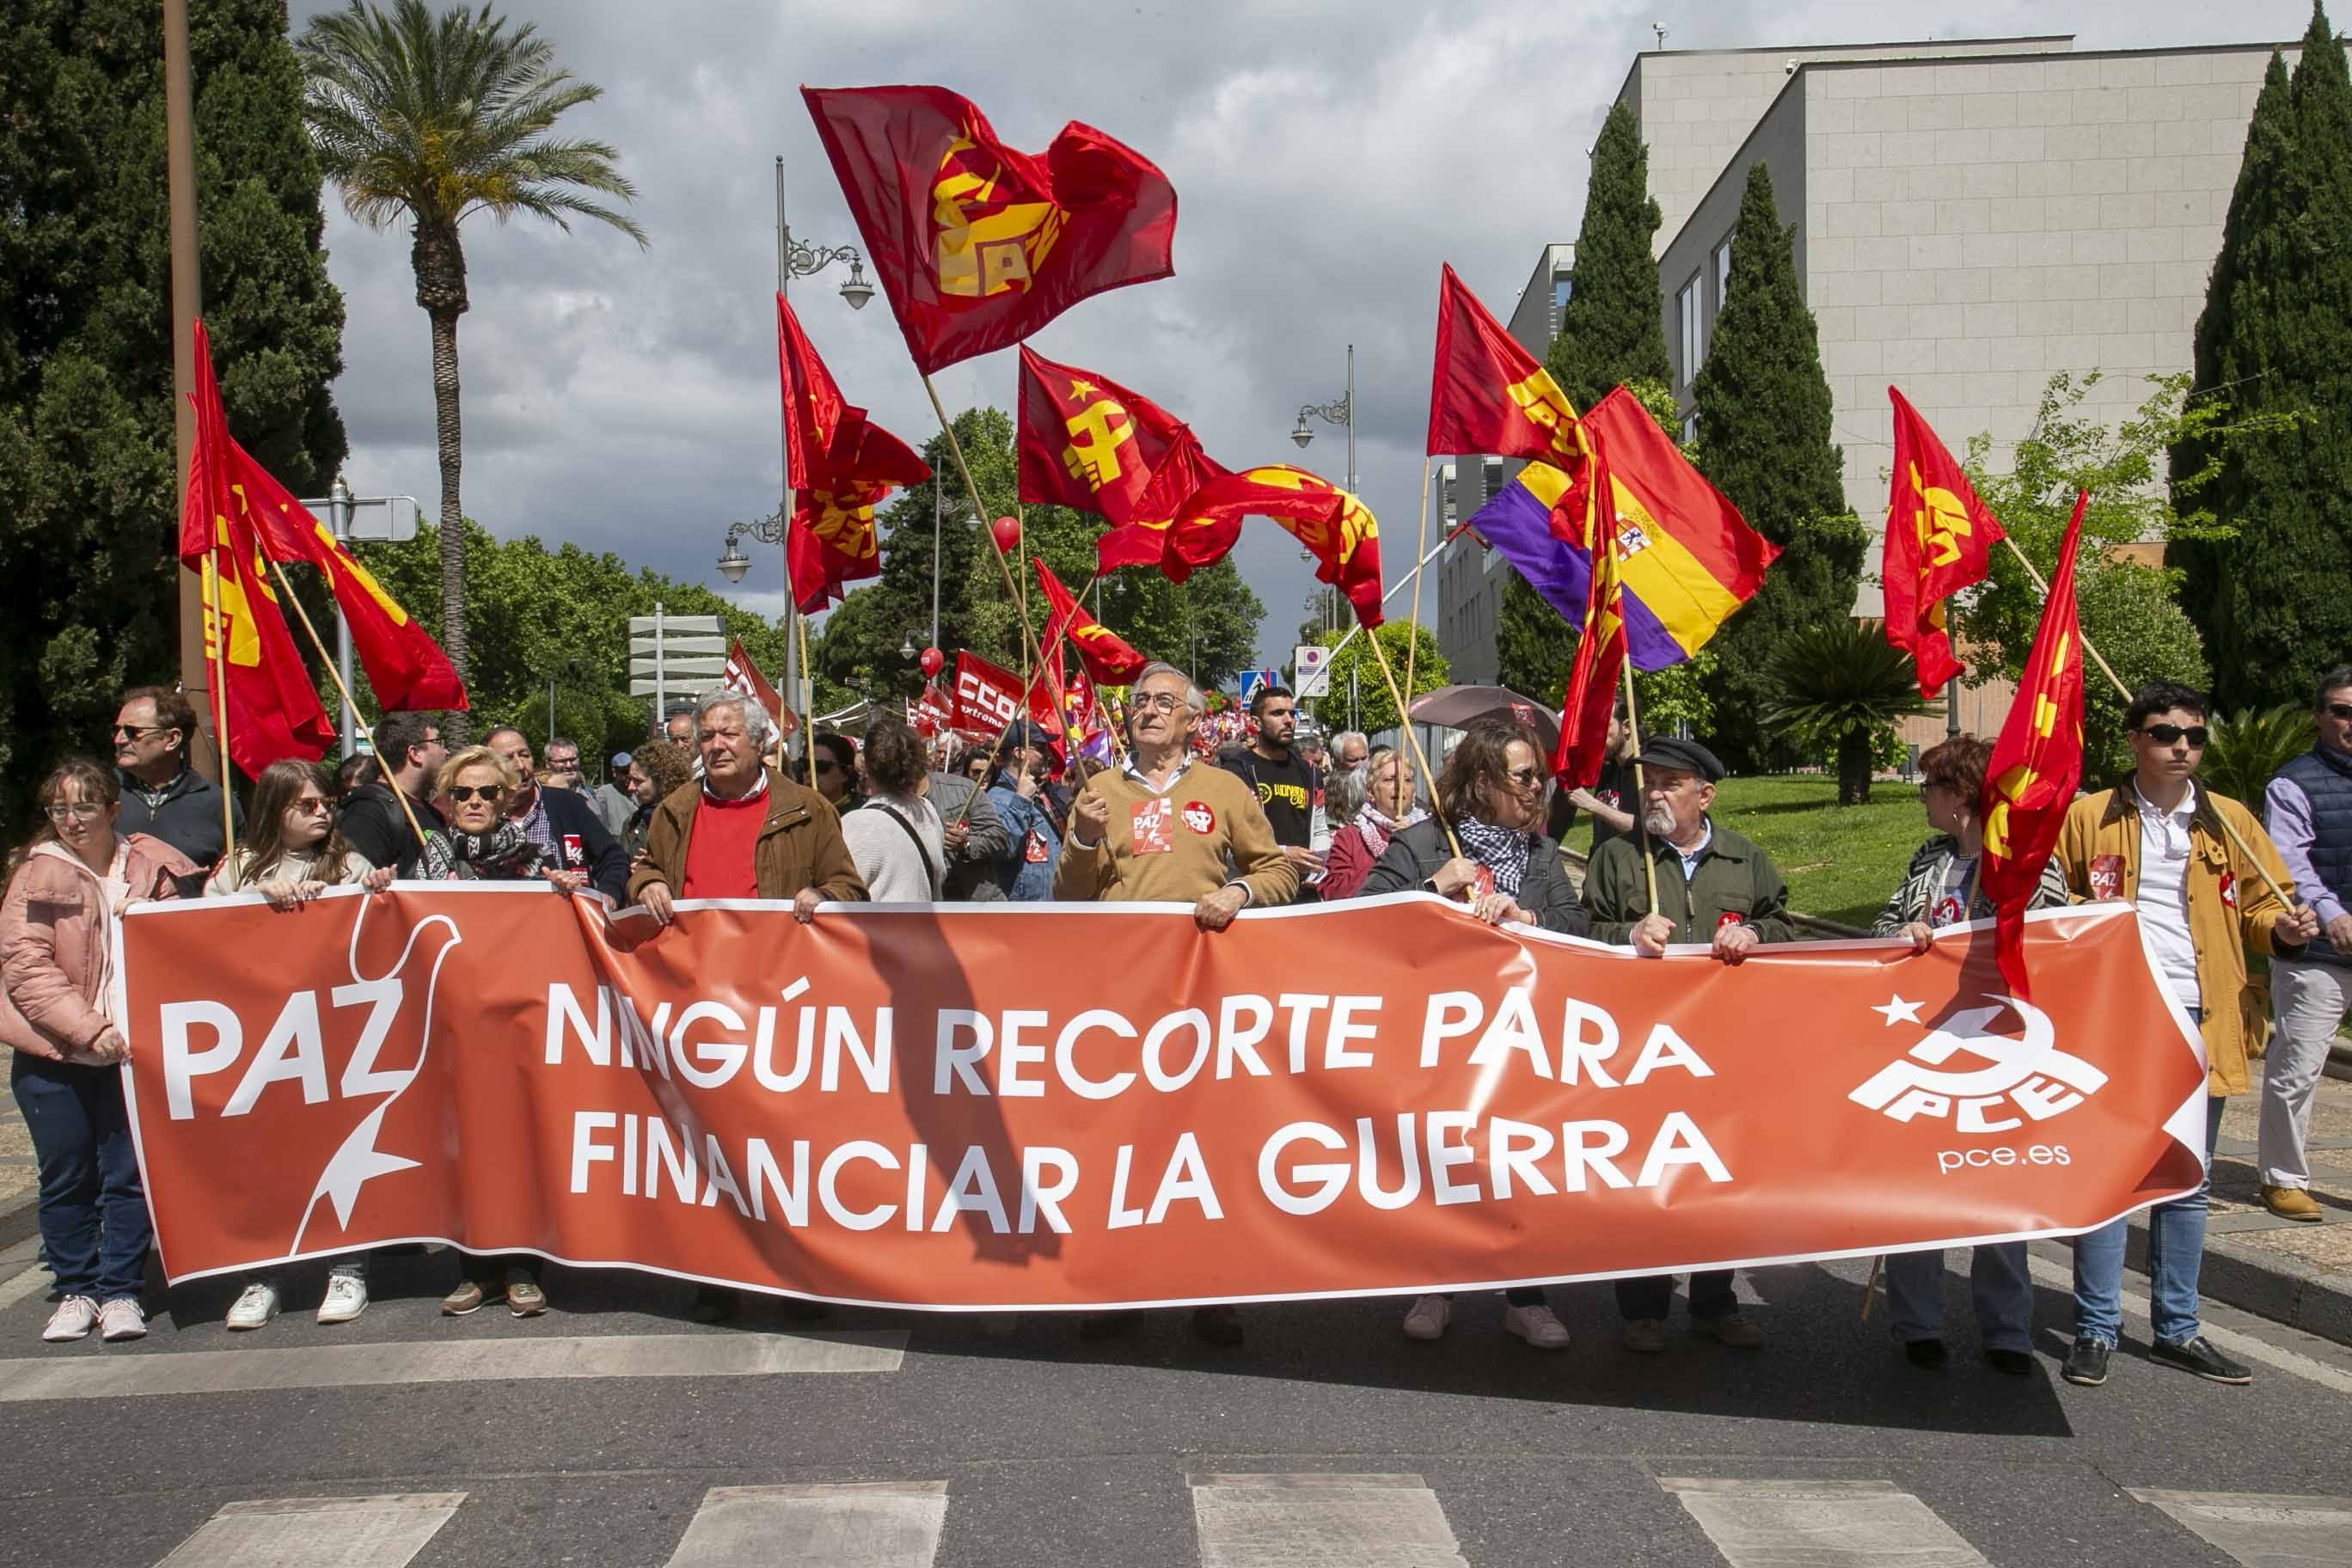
[2169,9,2352,712]
[1690,160,1863,769]
[1547,100,1673,413]
[0,0,346,826]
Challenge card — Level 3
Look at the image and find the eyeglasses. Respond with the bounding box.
[815,759,842,775]
[2138,724,2209,747]
[1130,692,1186,714]
[1920,778,1953,796]
[112,724,167,740]
[447,784,505,803]
[1502,766,1543,789]
[2326,703,2352,721]
[291,797,332,815]
[44,802,107,823]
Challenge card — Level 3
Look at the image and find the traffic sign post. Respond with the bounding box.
[1293,645,1331,700]
[301,488,421,752]
[629,610,726,731]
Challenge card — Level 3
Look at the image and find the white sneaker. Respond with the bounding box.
[317,1270,368,1326]
[1401,1295,1451,1341]
[98,1297,146,1342]
[42,1295,97,1344]
[1504,1302,1571,1351]
[226,1281,279,1332]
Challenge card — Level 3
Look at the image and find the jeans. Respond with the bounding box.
[1884,1244,2032,1352]
[1616,1270,1737,1322]
[2073,1092,2225,1347]
[11,1055,150,1302]
[2261,958,2346,1189]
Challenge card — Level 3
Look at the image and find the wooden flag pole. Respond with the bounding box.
[1363,624,1461,860]
[2001,533,2299,910]
[921,374,1048,688]
[793,608,818,793]
[260,554,432,854]
[200,553,236,870]
[1617,646,1663,919]
[1400,455,1434,717]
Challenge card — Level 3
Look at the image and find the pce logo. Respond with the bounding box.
[1848,993,2108,1133]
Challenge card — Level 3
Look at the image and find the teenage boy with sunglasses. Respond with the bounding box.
[2054,682,2317,1389]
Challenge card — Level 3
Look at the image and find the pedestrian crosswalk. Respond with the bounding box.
[130,1475,2352,1568]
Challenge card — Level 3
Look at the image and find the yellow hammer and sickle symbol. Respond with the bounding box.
[1505,371,1581,461]
[1981,763,2037,861]
[1908,462,1971,569]
[933,136,1063,297]
[1062,398,1136,490]
[309,522,411,628]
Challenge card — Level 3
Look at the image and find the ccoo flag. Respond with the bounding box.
[1425,263,1585,467]
[1016,346,1228,573]
[176,320,336,775]
[1170,467,1385,627]
[1885,387,2006,698]
[1033,557,1148,684]
[1979,491,2090,1002]
[779,294,932,614]
[1467,386,1776,670]
[803,86,1177,375]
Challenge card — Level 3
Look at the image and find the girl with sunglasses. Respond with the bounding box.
[205,759,395,907]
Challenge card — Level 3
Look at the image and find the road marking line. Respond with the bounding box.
[0,1329,907,1402]
[2129,1488,2352,1567]
[0,1263,53,1314]
[1188,1472,1467,1568]
[153,1492,465,1566]
[1657,1477,1990,1567]
[2023,1254,2352,1394]
[665,1481,947,1567]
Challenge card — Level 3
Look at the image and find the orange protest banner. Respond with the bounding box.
[117,891,2203,1309]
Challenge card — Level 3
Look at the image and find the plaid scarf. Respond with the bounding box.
[1455,814,1532,897]
[420,820,546,882]
[1353,802,1425,861]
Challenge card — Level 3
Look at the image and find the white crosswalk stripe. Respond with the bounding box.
[1187,1473,1468,1568]
[2129,1489,2352,1568]
[1658,1477,1992,1567]
[150,1493,464,1567]
[665,1482,950,1567]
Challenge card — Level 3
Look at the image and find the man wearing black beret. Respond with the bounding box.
[1579,732,1796,1356]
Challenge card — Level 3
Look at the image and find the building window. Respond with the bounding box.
[1551,273,1571,339]
[1677,273,1700,389]
[1712,239,1731,314]
[1681,410,1699,444]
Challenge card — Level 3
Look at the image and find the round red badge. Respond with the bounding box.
[1181,800,1216,835]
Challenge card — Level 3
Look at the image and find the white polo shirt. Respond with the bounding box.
[2136,781,2202,1012]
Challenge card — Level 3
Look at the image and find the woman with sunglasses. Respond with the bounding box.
[1357,720,1589,1351]
[206,760,395,1330]
[1868,734,2066,1375]
[1,760,196,1344]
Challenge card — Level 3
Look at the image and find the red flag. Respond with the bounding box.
[1169,466,1385,627]
[1032,557,1147,684]
[1425,264,1584,466]
[720,640,797,738]
[909,682,955,738]
[1017,346,1228,573]
[1885,387,2008,698]
[1549,430,1626,788]
[779,295,932,614]
[802,86,1177,375]
[176,321,336,775]
[1979,491,2089,1001]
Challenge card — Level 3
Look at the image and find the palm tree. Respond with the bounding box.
[297,0,646,742]
[1761,620,1936,805]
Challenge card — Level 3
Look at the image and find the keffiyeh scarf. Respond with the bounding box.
[420,820,547,882]
[1353,802,1426,861]
[1454,814,1533,897]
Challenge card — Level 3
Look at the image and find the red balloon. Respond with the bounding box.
[918,646,944,677]
[990,515,1021,554]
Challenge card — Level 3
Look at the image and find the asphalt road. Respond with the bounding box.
[0,1240,2347,1567]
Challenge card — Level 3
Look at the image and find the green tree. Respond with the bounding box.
[1761,622,1934,805]
[1548,101,1672,412]
[0,0,347,830]
[298,0,644,740]
[1964,371,2235,779]
[2170,12,2350,711]
[1306,621,1447,735]
[1692,161,1866,770]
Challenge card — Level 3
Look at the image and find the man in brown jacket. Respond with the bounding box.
[2054,681,2316,1390]
[626,690,867,927]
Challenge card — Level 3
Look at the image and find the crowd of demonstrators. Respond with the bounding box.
[1359,720,1587,1351]
[1322,746,1424,900]
[484,726,628,899]
[335,711,446,877]
[113,686,240,888]
[1329,730,1369,775]
[2258,666,2352,1226]
[2054,682,2316,1389]
[986,729,1063,900]
[1215,686,1325,900]
[959,747,994,787]
[925,750,1010,901]
[842,718,949,900]
[1870,735,2067,1375]
[3,761,194,1344]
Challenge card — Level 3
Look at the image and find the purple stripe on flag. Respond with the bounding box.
[1467,478,1687,671]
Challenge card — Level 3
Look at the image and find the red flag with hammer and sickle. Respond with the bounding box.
[1885,387,2007,698]
[802,86,1178,375]
[1425,263,1587,469]
[1170,467,1385,628]
[1017,346,1228,573]
[1032,556,1148,685]
[778,294,932,615]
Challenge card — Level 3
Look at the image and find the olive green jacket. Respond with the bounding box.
[1580,819,1797,946]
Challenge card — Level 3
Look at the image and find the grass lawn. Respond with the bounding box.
[1710,774,1928,931]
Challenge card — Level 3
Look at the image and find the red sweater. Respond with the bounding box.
[681,791,765,900]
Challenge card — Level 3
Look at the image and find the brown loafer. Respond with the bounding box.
[2260,1184,2324,1222]
[440,1277,502,1316]
[506,1277,548,1317]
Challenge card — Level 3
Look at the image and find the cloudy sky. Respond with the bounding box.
[290,0,2313,668]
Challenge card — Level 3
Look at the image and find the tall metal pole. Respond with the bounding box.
[776,158,801,728]
[331,475,357,753]
[163,0,219,782]
[931,476,942,649]
[1344,342,1356,499]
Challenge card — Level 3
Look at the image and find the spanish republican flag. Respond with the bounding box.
[1548,428,1626,790]
[1424,263,1585,469]
[778,294,932,614]
[176,320,336,775]
[1169,466,1385,627]
[1032,557,1148,684]
[1979,491,2089,1001]
[1016,346,1226,573]
[1885,388,2006,698]
[802,86,1177,375]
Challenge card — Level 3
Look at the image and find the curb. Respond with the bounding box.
[0,1187,37,1255]
[2118,1210,2352,1347]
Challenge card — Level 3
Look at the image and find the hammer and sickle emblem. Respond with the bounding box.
[1062,399,1136,490]
[1908,462,1972,569]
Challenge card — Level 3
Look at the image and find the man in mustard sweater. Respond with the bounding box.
[1054,662,1297,922]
